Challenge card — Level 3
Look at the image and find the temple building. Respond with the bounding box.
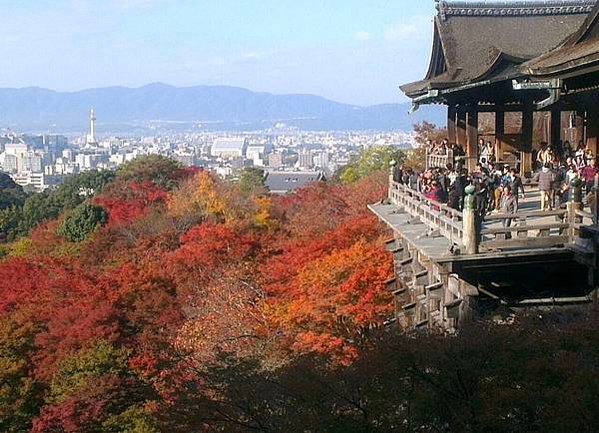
[402,0,599,175]
[369,0,599,332]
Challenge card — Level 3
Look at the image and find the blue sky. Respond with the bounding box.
[2,1,438,105]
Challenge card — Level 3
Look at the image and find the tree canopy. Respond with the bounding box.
[0,156,597,432]
[338,146,406,184]
[57,204,108,243]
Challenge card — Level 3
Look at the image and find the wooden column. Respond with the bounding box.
[466,108,479,172]
[457,107,467,149]
[521,106,534,177]
[447,105,457,145]
[587,108,599,158]
[551,108,561,148]
[576,110,586,148]
[495,110,505,163]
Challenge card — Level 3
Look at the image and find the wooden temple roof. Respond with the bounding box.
[522,1,599,76]
[401,0,595,100]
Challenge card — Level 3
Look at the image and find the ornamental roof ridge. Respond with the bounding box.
[436,0,596,19]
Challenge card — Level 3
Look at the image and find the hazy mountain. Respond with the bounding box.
[0,83,444,132]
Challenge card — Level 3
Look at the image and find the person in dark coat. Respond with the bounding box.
[534,164,555,211]
[449,171,467,210]
[510,168,526,205]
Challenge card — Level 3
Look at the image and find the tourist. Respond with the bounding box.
[408,169,419,191]
[563,140,574,159]
[575,142,586,167]
[472,166,491,218]
[536,143,552,169]
[449,169,467,210]
[535,163,555,211]
[500,185,518,240]
[492,164,504,211]
[581,158,598,194]
[510,168,525,205]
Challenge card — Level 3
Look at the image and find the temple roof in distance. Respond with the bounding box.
[401,0,595,99]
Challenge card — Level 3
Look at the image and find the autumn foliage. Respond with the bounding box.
[0,156,393,431]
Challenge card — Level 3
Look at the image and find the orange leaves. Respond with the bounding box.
[266,240,393,364]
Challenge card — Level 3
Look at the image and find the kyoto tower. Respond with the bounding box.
[87,108,97,145]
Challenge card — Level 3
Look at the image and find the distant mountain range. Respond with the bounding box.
[0,83,444,132]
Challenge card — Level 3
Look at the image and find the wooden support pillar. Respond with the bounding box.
[521,106,534,177]
[587,108,599,158]
[495,110,505,163]
[576,111,586,148]
[551,108,561,148]
[463,185,478,255]
[447,105,457,145]
[457,107,467,149]
[466,109,478,172]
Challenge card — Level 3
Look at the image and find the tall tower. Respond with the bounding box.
[87,108,97,145]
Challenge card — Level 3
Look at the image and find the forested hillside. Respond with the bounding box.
[0,154,598,433]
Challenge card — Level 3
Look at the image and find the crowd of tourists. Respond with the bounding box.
[397,139,599,216]
[394,162,523,219]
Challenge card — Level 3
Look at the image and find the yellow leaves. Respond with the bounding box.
[253,197,277,231]
[167,171,233,222]
[8,238,33,258]
[168,171,279,232]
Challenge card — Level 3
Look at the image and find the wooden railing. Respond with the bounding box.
[480,210,570,250]
[426,152,451,169]
[388,182,464,246]
[388,179,595,254]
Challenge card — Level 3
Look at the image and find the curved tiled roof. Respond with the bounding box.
[522,0,599,75]
[402,1,593,98]
[438,0,596,19]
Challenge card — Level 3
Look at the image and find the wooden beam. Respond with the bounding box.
[447,105,457,145]
[466,109,478,172]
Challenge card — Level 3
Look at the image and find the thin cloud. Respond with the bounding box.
[354,31,372,41]
[384,16,432,41]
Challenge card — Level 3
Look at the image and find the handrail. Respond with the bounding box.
[389,181,464,246]
[387,180,595,253]
[484,210,566,221]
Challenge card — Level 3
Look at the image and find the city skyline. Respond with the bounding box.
[0,1,437,106]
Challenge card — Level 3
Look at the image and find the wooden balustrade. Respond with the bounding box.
[388,179,595,254]
[389,182,464,246]
[480,209,569,250]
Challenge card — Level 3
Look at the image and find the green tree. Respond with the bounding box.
[116,155,181,189]
[57,204,108,243]
[0,170,114,242]
[239,167,266,195]
[338,146,406,185]
[0,173,27,211]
